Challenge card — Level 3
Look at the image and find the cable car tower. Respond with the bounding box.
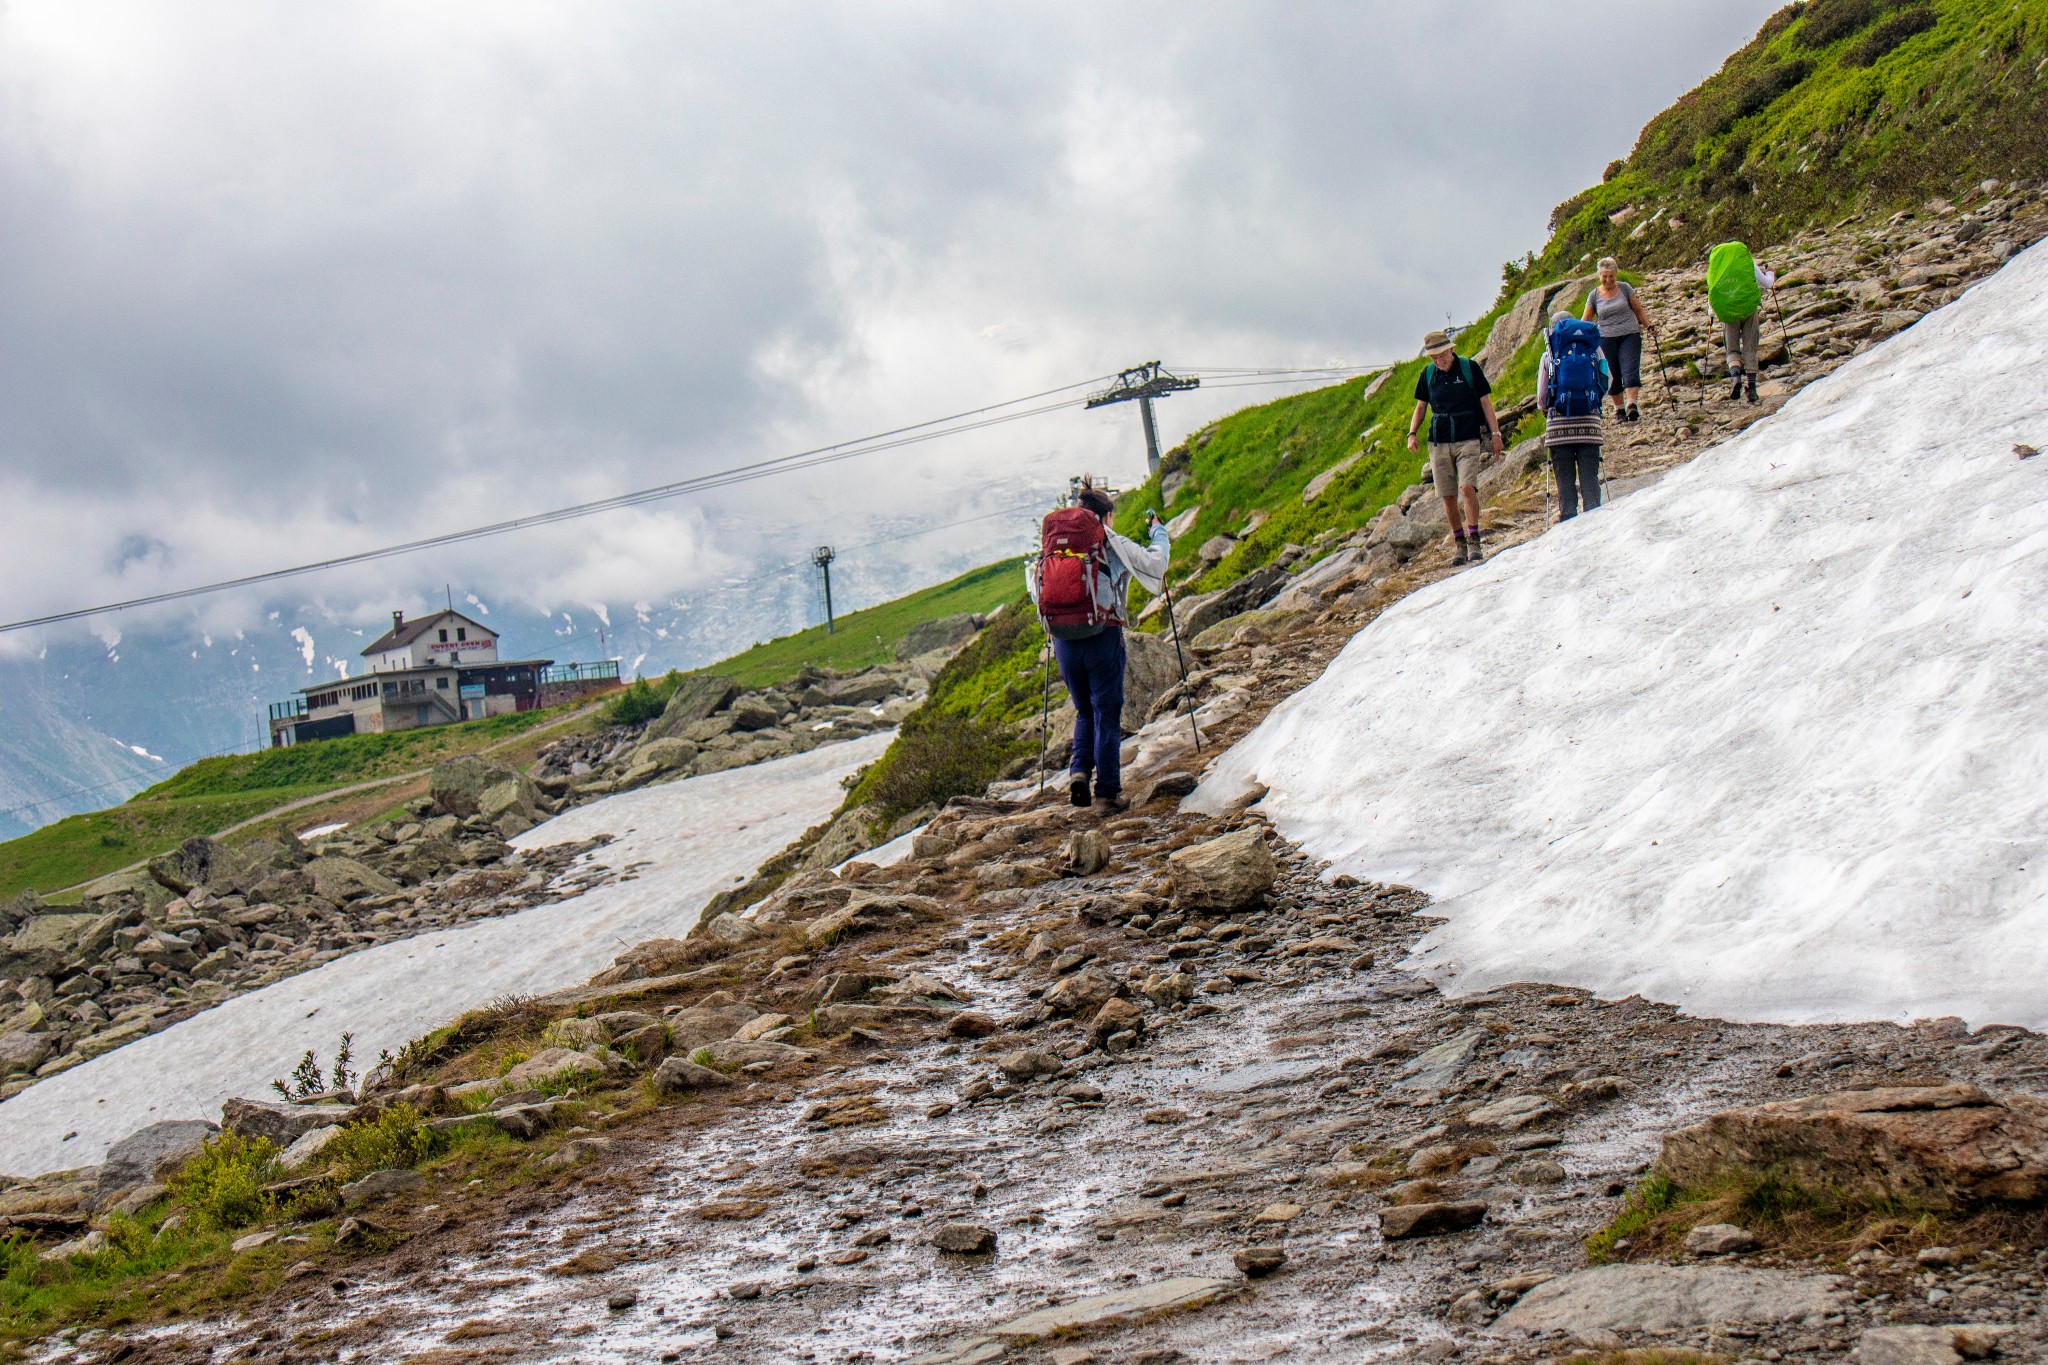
[1085,361,1199,476]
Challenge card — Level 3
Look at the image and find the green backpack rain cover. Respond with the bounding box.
[1707,241,1762,323]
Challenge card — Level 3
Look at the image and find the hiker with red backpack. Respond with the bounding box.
[1026,484,1171,813]
[1538,311,1613,520]
[1707,240,1776,404]
[1407,329,1506,565]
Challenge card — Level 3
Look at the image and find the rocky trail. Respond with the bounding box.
[8,191,2048,1364]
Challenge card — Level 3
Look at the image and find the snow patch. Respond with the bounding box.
[296,822,348,839]
[1193,244,2048,1031]
[115,740,165,763]
[0,732,892,1176]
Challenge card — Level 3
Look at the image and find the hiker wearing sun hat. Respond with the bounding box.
[1407,329,1504,564]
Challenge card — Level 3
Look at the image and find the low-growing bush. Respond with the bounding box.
[167,1133,280,1232]
[605,673,680,726]
[320,1105,439,1184]
[1844,6,1936,66]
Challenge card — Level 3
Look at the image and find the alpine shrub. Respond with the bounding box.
[606,674,676,726]
[1794,0,1878,48]
[319,1104,440,1184]
[167,1133,279,1232]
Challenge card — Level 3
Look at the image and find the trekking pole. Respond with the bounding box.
[1158,584,1203,753]
[1651,329,1693,411]
[1770,288,1793,367]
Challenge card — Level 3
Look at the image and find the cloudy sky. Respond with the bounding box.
[0,1,1783,652]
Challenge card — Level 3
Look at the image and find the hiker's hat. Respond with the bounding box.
[1422,330,1456,357]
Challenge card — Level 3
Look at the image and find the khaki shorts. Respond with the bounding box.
[1429,439,1485,493]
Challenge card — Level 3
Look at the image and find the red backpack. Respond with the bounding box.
[1035,507,1117,638]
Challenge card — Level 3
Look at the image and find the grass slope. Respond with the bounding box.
[689,556,1025,691]
[1516,0,2048,287]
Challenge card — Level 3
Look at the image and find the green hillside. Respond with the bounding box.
[1519,0,2048,287]
[814,0,2048,845]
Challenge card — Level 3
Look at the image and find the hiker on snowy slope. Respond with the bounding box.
[1025,484,1170,815]
[1407,329,1505,565]
[1581,256,1658,423]
[1539,312,1612,520]
[1707,240,1776,404]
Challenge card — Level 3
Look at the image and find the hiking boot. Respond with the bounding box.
[1727,372,1745,401]
[1091,794,1128,816]
[1627,402,1641,422]
[1467,532,1485,563]
[1744,373,1758,403]
[1451,535,1469,566]
[1069,773,1091,808]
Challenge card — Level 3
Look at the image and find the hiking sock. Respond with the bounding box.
[1069,773,1091,808]
[1451,531,1469,565]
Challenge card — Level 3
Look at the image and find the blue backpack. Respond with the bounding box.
[1547,319,1606,418]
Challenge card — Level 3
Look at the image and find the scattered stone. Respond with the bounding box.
[998,1049,1062,1081]
[1493,1263,1847,1336]
[229,1230,277,1254]
[1378,1200,1487,1239]
[695,1199,770,1221]
[1061,831,1110,877]
[1251,1202,1300,1224]
[1464,1093,1557,1129]
[332,1216,382,1249]
[606,1288,639,1311]
[1685,1222,1759,1255]
[221,1097,356,1146]
[947,1011,998,1038]
[932,1223,997,1255]
[1233,1245,1287,1277]
[1854,1323,2014,1365]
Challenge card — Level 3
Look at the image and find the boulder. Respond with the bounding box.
[340,1169,424,1205]
[895,613,982,661]
[96,1119,220,1200]
[1121,631,1182,734]
[643,674,741,740]
[702,1039,813,1070]
[1476,273,1598,379]
[815,672,904,707]
[0,1030,56,1078]
[728,694,782,731]
[1167,828,1275,912]
[1658,1085,2048,1211]
[305,857,402,902]
[278,1125,346,1173]
[146,836,235,896]
[1042,966,1117,1018]
[221,1097,357,1145]
[1685,1223,1760,1255]
[932,1223,997,1254]
[429,755,542,822]
[1493,1263,1847,1337]
[1139,971,1195,1008]
[3,910,121,978]
[998,1049,1063,1081]
[1197,535,1236,564]
[651,1057,734,1093]
[666,1002,759,1054]
[1189,608,1305,653]
[1061,830,1110,877]
[1302,451,1363,504]
[588,938,694,986]
[624,737,698,776]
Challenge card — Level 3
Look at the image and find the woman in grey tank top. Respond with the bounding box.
[1581,256,1659,423]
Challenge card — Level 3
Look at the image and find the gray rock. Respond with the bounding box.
[728,694,782,730]
[278,1125,347,1172]
[1855,1325,2013,1365]
[1234,1245,1286,1277]
[1378,1200,1488,1239]
[702,1039,813,1070]
[1042,966,1117,1018]
[932,1222,997,1254]
[1493,1263,1847,1336]
[1197,534,1236,564]
[983,1276,1233,1341]
[221,1097,357,1146]
[800,804,882,872]
[340,1168,425,1205]
[652,1057,734,1092]
[1396,1028,1486,1093]
[1121,630,1182,733]
[643,674,740,740]
[429,755,538,820]
[0,1031,56,1078]
[665,1002,758,1053]
[305,856,402,903]
[497,1047,605,1091]
[1061,830,1110,877]
[1685,1222,1759,1255]
[96,1119,220,1200]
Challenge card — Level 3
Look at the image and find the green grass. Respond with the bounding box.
[680,556,1026,691]
[1517,0,2048,288]
[138,703,584,801]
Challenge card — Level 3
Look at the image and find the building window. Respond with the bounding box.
[436,676,449,689]
[438,629,448,642]
[456,628,467,642]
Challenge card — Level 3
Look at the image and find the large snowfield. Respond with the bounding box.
[0,733,891,1176]
[1195,243,2048,1031]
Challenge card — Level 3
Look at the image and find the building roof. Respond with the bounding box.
[359,609,498,657]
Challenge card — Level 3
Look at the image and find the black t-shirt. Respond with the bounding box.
[1413,356,1492,443]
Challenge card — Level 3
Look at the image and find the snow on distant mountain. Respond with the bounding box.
[0,500,1039,839]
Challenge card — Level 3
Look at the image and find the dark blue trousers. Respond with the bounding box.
[1053,627,1125,797]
